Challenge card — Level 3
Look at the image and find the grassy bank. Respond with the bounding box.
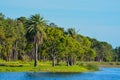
[78,62,120,68]
[0,61,98,72]
[98,62,120,67]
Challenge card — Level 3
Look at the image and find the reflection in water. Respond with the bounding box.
[26,72,81,78]
[0,68,120,80]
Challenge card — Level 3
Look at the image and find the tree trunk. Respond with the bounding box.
[38,45,41,61]
[13,49,18,61]
[67,56,69,66]
[43,56,46,62]
[6,54,10,62]
[52,55,55,67]
[12,41,18,61]
[69,57,73,66]
[73,58,76,65]
[115,56,118,62]
[57,58,60,65]
[34,43,38,67]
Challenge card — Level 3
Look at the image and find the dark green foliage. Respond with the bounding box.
[85,64,99,71]
[88,37,114,62]
[114,47,120,62]
[116,62,120,65]
[0,12,118,67]
[78,62,98,71]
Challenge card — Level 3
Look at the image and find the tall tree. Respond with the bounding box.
[114,47,120,61]
[26,14,46,67]
[66,28,77,66]
[45,26,65,67]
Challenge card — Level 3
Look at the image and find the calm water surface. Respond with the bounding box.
[0,68,120,80]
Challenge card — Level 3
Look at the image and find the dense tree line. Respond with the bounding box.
[113,47,120,62]
[0,13,119,67]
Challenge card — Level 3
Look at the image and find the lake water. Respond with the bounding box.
[0,68,120,80]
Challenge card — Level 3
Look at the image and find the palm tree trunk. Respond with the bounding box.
[34,43,38,67]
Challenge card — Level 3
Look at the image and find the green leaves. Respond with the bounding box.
[0,13,115,65]
[26,14,46,44]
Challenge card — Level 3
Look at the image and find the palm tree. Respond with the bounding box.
[26,14,46,67]
[67,28,76,38]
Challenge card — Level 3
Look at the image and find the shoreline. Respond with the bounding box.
[1,61,120,72]
[99,65,120,68]
[0,63,97,72]
[0,66,94,72]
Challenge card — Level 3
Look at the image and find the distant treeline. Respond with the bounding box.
[0,13,120,67]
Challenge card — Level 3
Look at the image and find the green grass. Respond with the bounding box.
[0,61,98,72]
[2,61,120,72]
[77,62,120,68]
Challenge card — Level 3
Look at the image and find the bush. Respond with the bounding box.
[0,63,23,67]
[78,62,84,66]
[85,64,99,71]
[9,64,23,67]
[77,62,99,71]
[116,62,120,65]
[22,55,30,61]
[0,63,6,66]
[109,62,114,65]
[77,62,87,67]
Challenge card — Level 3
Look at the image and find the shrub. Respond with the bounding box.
[116,62,120,65]
[85,64,99,71]
[77,62,99,71]
[0,63,6,66]
[109,62,114,65]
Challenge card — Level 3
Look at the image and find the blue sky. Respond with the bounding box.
[0,0,120,48]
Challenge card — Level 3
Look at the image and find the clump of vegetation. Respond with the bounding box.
[116,62,120,65]
[78,62,99,71]
[109,62,114,65]
[85,64,99,71]
[0,63,22,67]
